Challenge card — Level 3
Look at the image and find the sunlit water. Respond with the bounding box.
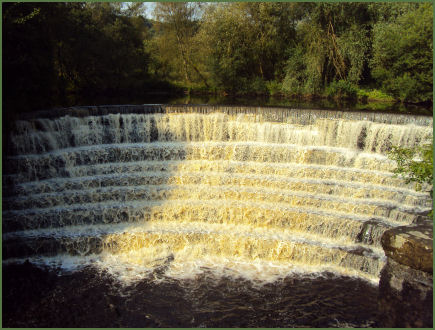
[3,105,432,326]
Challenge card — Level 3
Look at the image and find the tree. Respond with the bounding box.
[58,3,151,98]
[151,2,208,88]
[197,3,257,92]
[3,2,65,112]
[283,2,375,94]
[197,2,298,93]
[4,2,433,107]
[3,2,154,112]
[371,3,433,103]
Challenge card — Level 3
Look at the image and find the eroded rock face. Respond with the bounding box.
[379,218,433,327]
[379,258,433,327]
[381,220,433,273]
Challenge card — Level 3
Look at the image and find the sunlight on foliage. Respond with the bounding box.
[388,144,433,217]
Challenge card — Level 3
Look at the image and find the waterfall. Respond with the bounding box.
[3,106,432,285]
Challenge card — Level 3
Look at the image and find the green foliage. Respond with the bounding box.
[3,2,155,113]
[388,144,433,216]
[295,3,375,89]
[371,3,433,103]
[356,88,395,102]
[326,80,358,100]
[3,2,433,112]
[337,24,371,85]
[250,78,268,95]
[265,80,282,96]
[195,3,254,91]
[282,45,312,95]
[196,2,298,92]
[150,2,208,88]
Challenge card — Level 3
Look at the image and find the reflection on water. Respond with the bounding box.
[72,92,432,116]
[168,94,432,115]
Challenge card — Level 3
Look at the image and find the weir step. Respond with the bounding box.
[4,142,403,178]
[2,223,386,281]
[5,171,430,209]
[3,109,432,284]
[2,184,426,226]
[2,198,399,235]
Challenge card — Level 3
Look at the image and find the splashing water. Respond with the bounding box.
[3,107,432,287]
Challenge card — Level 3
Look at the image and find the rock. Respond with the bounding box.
[378,218,433,327]
[357,220,390,246]
[378,258,433,327]
[381,220,432,273]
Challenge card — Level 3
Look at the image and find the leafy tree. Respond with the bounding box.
[151,2,207,88]
[3,2,433,108]
[59,3,151,98]
[197,3,256,92]
[371,3,433,103]
[3,2,64,112]
[282,45,310,94]
[238,2,299,82]
[283,2,375,94]
[197,2,298,93]
[3,2,154,112]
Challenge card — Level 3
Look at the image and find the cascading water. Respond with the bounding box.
[3,105,433,327]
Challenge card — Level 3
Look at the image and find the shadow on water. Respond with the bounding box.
[2,110,197,327]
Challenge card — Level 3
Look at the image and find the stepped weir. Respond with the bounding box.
[3,105,433,287]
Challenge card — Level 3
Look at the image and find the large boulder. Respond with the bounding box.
[378,218,433,327]
[382,220,433,273]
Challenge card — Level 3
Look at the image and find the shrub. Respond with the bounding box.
[266,80,282,96]
[370,3,433,103]
[356,88,395,102]
[388,144,433,217]
[250,77,268,94]
[326,80,358,100]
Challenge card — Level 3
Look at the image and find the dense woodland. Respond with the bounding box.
[3,2,433,114]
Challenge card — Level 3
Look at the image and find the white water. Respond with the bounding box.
[3,109,432,285]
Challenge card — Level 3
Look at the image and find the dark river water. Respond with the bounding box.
[3,263,379,328]
[58,92,432,116]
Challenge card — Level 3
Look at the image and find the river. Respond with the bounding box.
[3,105,432,327]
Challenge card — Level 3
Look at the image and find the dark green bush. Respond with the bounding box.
[371,3,433,103]
[326,80,358,100]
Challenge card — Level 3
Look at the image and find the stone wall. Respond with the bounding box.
[379,217,433,327]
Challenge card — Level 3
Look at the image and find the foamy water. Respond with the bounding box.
[3,109,432,285]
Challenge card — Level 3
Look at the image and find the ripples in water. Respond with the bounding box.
[3,262,379,327]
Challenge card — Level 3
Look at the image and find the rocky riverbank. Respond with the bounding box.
[378,216,433,327]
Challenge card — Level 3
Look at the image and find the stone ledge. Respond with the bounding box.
[381,218,433,274]
[379,258,433,327]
